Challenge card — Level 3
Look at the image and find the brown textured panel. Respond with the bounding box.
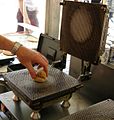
[3,66,81,110]
[60,1,108,64]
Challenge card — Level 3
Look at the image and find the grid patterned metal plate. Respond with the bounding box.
[60,1,108,64]
[60,99,114,120]
[3,66,81,109]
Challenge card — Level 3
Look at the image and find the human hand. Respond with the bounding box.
[16,46,48,79]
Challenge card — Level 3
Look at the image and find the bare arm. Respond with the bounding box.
[0,35,48,78]
[0,35,14,51]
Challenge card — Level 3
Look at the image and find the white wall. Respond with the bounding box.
[0,0,18,34]
[37,0,46,33]
[0,0,46,34]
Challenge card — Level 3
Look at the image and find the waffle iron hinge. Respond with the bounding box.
[51,52,67,71]
[78,60,92,82]
[60,0,79,6]
[60,0,66,6]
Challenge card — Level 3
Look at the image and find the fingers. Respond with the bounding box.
[42,65,48,77]
[36,52,49,76]
[38,60,48,77]
[26,62,48,79]
[39,53,48,64]
[37,64,48,77]
[25,56,48,79]
[25,62,37,79]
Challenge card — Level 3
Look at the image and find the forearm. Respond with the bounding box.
[0,35,14,52]
[0,35,48,79]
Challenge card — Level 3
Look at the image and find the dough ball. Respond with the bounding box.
[34,70,47,83]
